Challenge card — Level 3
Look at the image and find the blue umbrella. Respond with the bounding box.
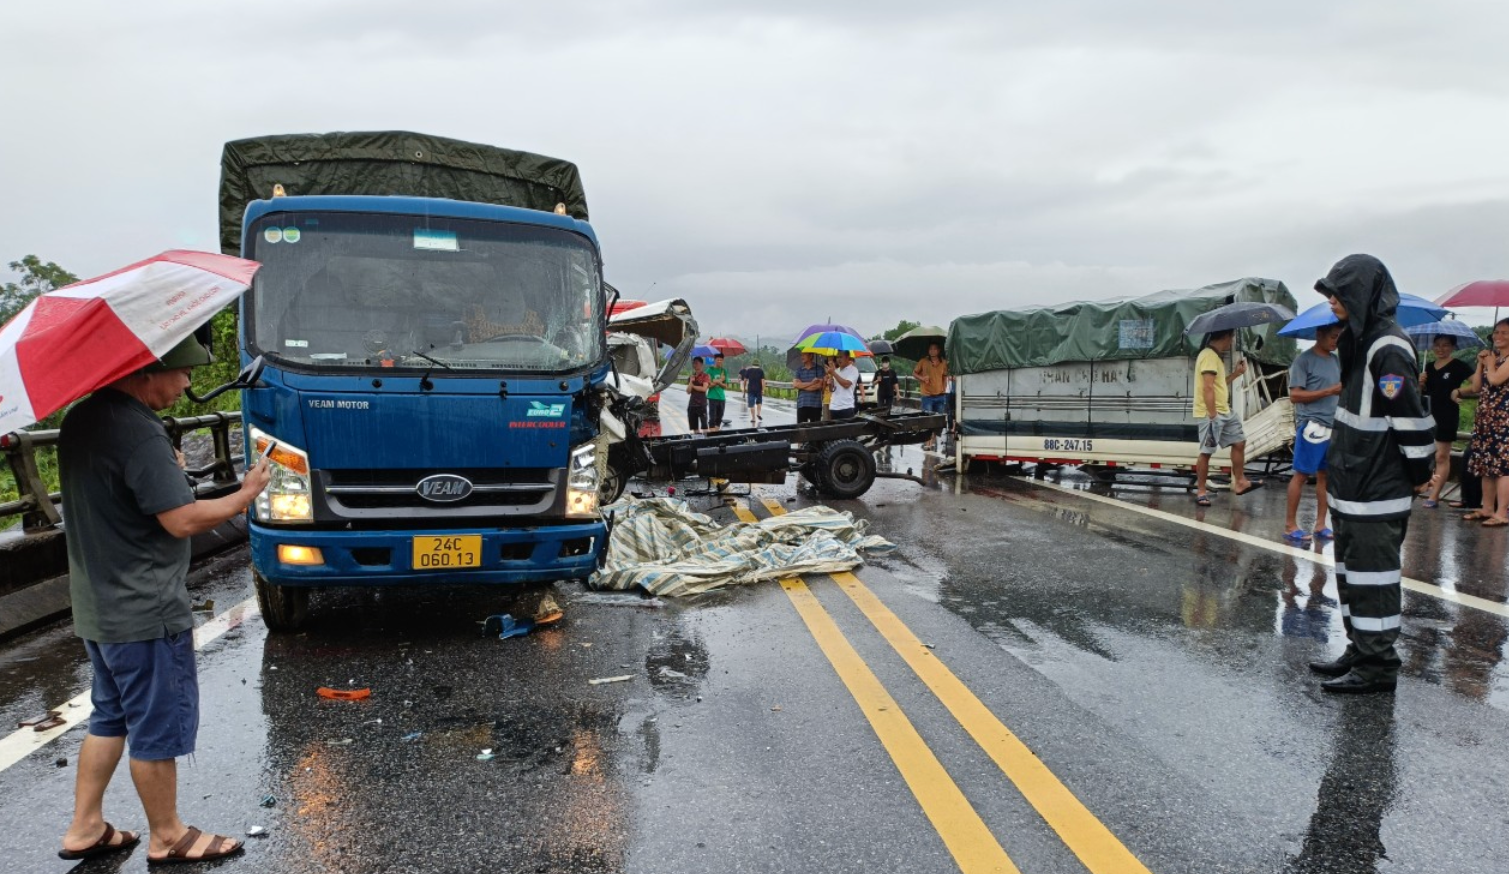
[662,343,722,360]
[1278,293,1450,340]
[1404,319,1487,351]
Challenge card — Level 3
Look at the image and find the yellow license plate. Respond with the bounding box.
[411,535,482,571]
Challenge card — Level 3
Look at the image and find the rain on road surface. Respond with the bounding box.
[3,385,1508,873]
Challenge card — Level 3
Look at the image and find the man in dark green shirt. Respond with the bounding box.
[707,353,729,433]
[56,336,271,865]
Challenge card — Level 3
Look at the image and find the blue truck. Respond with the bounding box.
[216,132,663,630]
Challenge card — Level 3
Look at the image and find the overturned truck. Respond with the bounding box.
[949,278,1299,481]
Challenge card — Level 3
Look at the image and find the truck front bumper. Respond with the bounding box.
[250,520,607,587]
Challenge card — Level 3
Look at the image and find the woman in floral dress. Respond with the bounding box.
[1464,318,1509,526]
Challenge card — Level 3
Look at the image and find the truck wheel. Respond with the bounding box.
[601,462,628,504]
[255,568,310,632]
[815,439,876,499]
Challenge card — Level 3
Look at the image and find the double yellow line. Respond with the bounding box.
[728,495,1153,874]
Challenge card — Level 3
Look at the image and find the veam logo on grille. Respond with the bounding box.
[526,402,567,418]
[415,474,474,503]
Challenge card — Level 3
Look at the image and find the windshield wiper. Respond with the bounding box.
[411,350,453,391]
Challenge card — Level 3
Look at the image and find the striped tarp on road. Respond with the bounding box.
[592,497,893,597]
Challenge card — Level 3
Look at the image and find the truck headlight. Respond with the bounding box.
[250,427,314,523]
[566,443,599,517]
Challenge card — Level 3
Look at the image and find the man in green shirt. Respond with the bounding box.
[707,353,729,433]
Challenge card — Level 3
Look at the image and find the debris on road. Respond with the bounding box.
[476,748,496,761]
[325,738,353,746]
[592,497,894,596]
[191,599,215,613]
[317,687,372,701]
[18,711,59,729]
[55,757,67,767]
[401,731,423,742]
[259,795,277,808]
[246,826,268,838]
[588,675,634,685]
[482,614,535,639]
[572,592,665,609]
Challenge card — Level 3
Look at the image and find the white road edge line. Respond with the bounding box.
[1024,477,1509,620]
[0,595,261,773]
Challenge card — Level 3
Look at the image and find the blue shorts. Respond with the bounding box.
[921,395,948,415]
[85,630,199,760]
[1293,421,1330,475]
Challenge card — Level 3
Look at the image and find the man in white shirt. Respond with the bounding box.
[827,352,860,420]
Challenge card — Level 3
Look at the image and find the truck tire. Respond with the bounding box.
[815,439,876,499]
[601,462,628,504]
[255,568,310,632]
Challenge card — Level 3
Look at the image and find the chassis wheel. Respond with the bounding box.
[815,439,877,499]
[255,568,310,632]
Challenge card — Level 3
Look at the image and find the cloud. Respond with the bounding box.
[3,0,1508,341]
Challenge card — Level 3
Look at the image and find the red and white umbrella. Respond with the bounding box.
[0,250,260,434]
[1436,280,1509,309]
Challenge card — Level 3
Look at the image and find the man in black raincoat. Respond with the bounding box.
[1309,255,1434,693]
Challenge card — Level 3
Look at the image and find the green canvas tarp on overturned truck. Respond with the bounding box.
[218,131,590,255]
[946,278,1299,374]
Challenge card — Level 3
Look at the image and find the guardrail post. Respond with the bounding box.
[5,431,62,532]
[210,412,236,485]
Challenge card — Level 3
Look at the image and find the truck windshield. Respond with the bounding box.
[247,211,603,373]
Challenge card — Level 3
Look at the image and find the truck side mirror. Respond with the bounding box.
[186,356,267,404]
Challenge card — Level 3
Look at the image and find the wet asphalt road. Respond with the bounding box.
[3,387,1509,873]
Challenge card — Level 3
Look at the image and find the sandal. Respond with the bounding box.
[58,822,140,861]
[1422,499,1439,509]
[1195,494,1212,507]
[1312,528,1335,541]
[1283,529,1312,544]
[1484,517,1509,528]
[1463,511,1492,522]
[149,827,244,865]
[1233,481,1265,496]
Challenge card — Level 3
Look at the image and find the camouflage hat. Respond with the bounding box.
[143,333,214,372]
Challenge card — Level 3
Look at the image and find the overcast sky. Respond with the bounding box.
[3,1,1507,341]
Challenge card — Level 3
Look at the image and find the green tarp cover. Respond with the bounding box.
[947,278,1299,374]
[219,131,589,255]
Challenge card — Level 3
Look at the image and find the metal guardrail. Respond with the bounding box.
[1,411,244,534]
[682,375,927,403]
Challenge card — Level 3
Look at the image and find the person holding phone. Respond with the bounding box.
[56,334,272,865]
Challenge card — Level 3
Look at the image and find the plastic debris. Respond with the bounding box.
[770,706,783,712]
[401,731,423,742]
[476,748,496,761]
[317,687,371,701]
[588,675,633,686]
[191,599,215,613]
[259,795,277,808]
[55,757,68,767]
[325,738,353,746]
[482,614,536,640]
[533,592,564,626]
[247,826,268,838]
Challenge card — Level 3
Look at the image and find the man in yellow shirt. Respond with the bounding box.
[1192,329,1257,505]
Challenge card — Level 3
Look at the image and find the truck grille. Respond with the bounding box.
[321,468,556,513]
